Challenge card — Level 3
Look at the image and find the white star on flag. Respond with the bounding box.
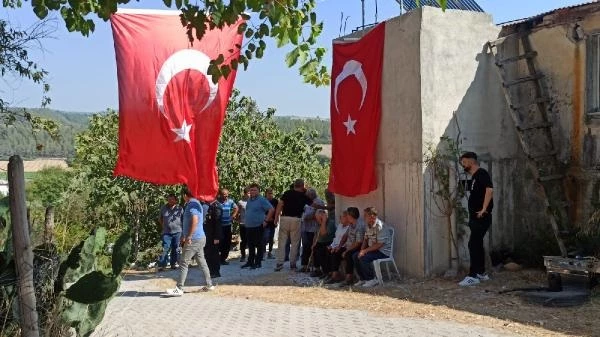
[343,114,357,135]
[171,120,192,143]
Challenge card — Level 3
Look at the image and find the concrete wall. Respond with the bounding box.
[336,10,426,277]
[335,7,532,277]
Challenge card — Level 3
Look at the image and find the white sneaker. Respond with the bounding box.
[353,280,365,287]
[477,273,490,281]
[458,276,480,286]
[165,287,184,296]
[202,285,215,292]
[362,279,380,288]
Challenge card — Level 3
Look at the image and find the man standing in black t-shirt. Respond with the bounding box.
[274,179,311,271]
[458,152,494,286]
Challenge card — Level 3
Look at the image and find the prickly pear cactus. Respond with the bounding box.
[57,228,132,337]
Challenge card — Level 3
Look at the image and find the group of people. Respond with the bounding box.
[161,151,494,296]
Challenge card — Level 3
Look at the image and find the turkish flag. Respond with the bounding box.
[110,10,243,201]
[328,23,385,197]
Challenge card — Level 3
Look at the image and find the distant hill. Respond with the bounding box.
[273,116,330,144]
[0,108,91,160]
[0,109,331,160]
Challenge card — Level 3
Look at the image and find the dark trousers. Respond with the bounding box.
[354,250,388,281]
[343,247,360,275]
[468,213,491,277]
[300,231,315,267]
[204,238,220,276]
[262,227,276,258]
[240,225,247,258]
[246,226,263,266]
[327,247,346,273]
[219,225,232,262]
[314,241,332,272]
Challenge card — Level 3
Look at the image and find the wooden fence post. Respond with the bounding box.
[8,155,40,337]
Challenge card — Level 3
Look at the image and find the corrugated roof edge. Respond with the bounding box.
[498,0,599,27]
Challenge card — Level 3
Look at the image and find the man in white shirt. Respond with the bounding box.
[324,211,350,284]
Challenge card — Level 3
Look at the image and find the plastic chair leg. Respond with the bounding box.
[374,260,384,286]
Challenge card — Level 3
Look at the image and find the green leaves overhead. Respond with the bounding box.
[11,0,331,87]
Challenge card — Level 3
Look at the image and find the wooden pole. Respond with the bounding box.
[44,206,54,246]
[8,155,39,337]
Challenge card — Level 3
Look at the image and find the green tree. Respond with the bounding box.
[70,111,172,258]
[26,166,72,207]
[218,89,329,197]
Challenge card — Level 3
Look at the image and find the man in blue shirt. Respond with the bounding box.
[218,188,238,265]
[241,183,274,269]
[166,188,214,296]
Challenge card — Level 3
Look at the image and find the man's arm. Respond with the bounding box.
[158,207,164,231]
[184,214,198,244]
[231,202,238,220]
[363,242,384,253]
[274,200,284,224]
[478,188,493,218]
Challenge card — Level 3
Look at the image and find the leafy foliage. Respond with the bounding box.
[424,134,467,268]
[4,0,330,87]
[218,90,329,198]
[26,166,72,207]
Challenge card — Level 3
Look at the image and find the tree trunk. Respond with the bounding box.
[44,206,54,246]
[8,155,40,337]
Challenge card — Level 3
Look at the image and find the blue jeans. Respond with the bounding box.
[159,232,181,267]
[353,250,388,281]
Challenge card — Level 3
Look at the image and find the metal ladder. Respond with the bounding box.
[488,31,570,257]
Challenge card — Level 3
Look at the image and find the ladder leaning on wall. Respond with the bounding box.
[488,30,570,257]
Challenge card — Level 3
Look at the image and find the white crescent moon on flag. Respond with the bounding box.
[155,49,218,116]
[333,60,367,113]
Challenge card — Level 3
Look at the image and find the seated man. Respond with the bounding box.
[323,211,351,284]
[340,207,364,286]
[352,207,393,288]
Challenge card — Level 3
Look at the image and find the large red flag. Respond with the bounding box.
[328,23,385,197]
[110,9,243,200]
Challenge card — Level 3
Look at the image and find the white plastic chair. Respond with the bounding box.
[373,226,400,286]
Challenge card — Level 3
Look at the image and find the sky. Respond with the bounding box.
[0,0,591,118]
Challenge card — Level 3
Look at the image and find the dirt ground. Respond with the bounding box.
[207,269,599,337]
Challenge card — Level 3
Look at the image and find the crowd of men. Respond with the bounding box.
[162,179,395,296]
[162,151,494,296]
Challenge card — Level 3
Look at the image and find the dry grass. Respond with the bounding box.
[203,270,599,337]
[0,158,68,173]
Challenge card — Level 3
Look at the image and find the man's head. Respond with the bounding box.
[166,193,178,206]
[340,210,349,225]
[305,187,317,201]
[181,187,194,203]
[346,207,360,224]
[293,179,305,192]
[219,188,230,201]
[315,209,327,223]
[364,207,378,227]
[265,188,274,200]
[248,183,260,198]
[459,152,479,174]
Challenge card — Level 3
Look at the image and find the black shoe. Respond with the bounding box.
[221,261,229,265]
[241,263,252,269]
[268,253,275,259]
[211,273,221,278]
[310,271,323,278]
[254,263,262,269]
[274,263,284,272]
[240,257,246,263]
[320,273,329,280]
